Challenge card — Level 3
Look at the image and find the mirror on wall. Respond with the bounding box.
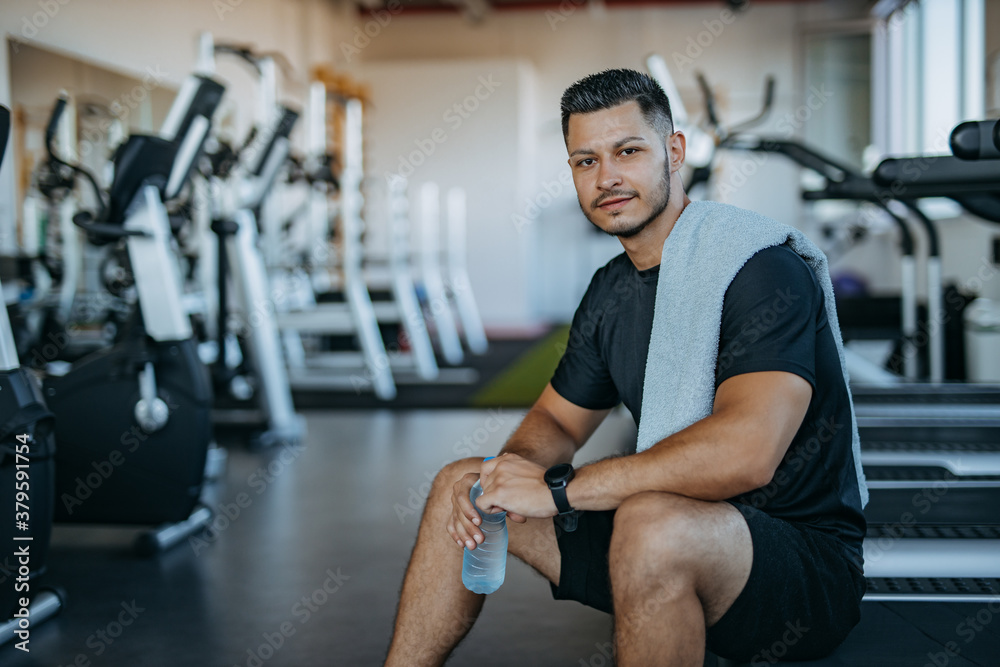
[6,39,176,249]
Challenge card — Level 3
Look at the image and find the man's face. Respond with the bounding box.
[566,101,672,239]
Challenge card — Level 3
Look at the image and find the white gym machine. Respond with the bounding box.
[271,86,399,399]
[195,34,306,445]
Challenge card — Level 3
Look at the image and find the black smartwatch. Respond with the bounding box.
[544,463,576,515]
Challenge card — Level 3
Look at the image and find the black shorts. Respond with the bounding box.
[549,502,866,662]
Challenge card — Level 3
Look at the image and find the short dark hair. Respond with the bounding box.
[560,69,674,143]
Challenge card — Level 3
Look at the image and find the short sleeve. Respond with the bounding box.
[715,245,822,391]
[550,271,622,410]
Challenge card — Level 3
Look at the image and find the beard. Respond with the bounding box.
[580,159,672,239]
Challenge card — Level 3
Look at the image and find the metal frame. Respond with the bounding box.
[224,209,305,441]
[388,175,440,379]
[419,181,464,366]
[124,186,194,342]
[445,187,488,356]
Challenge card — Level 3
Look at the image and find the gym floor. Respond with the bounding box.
[2,409,998,667]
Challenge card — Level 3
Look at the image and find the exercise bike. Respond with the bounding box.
[39,69,225,554]
[0,103,64,648]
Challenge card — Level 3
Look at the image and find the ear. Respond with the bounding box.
[667,131,687,173]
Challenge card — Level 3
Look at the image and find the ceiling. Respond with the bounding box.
[348,0,765,21]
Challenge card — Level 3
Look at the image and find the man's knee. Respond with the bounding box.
[431,457,484,498]
[610,492,702,575]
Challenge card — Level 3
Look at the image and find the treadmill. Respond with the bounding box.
[819,121,1000,417]
[801,123,1000,484]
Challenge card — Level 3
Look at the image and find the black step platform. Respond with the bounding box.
[867,524,1000,540]
[862,439,1000,453]
[863,466,1000,482]
[864,486,1000,524]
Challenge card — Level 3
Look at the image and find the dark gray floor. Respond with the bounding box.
[1,409,622,667]
[2,409,999,666]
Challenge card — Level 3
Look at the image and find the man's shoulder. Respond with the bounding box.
[725,243,822,317]
[738,243,817,286]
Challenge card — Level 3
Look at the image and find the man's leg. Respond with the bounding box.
[609,491,753,667]
[384,457,561,667]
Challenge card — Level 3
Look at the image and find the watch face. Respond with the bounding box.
[545,463,573,486]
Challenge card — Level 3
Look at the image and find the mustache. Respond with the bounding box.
[592,190,638,210]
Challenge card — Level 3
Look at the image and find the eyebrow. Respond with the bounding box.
[569,135,649,158]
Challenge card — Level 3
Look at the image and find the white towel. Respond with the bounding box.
[636,200,868,507]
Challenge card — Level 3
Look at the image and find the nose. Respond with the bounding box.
[596,160,622,191]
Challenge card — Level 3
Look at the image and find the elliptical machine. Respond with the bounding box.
[0,104,64,647]
[40,70,225,554]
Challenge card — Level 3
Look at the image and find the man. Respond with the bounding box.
[384,69,867,667]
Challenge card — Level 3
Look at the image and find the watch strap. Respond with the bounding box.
[551,484,573,515]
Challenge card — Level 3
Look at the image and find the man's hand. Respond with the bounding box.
[478,453,558,521]
[445,453,563,551]
[445,458,525,552]
[447,471,490,551]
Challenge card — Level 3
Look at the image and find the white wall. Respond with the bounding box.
[7,42,179,222]
[359,58,537,327]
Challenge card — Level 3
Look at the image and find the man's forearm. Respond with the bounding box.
[566,411,769,511]
[498,407,578,470]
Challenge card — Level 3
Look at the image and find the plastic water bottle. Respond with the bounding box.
[462,479,507,594]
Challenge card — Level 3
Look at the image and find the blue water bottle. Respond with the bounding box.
[462,459,508,594]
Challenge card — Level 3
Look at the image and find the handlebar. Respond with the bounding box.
[213,44,261,74]
[727,75,775,136]
[42,95,110,219]
[72,212,148,241]
[0,105,10,172]
[950,120,1000,161]
[695,72,721,136]
[44,96,68,158]
[693,72,775,142]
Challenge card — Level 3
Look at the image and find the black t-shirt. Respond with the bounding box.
[551,243,866,561]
